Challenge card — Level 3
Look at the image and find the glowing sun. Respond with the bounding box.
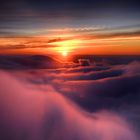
[62,51,68,56]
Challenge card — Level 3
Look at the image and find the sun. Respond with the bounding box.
[62,51,68,56]
[48,38,81,57]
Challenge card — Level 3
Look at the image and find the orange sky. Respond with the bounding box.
[0,27,140,55]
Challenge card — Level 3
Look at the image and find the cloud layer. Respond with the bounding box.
[0,71,138,140]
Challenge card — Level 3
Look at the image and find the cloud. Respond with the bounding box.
[0,71,138,140]
[0,56,140,139]
[0,37,57,50]
[0,55,63,69]
[50,62,140,109]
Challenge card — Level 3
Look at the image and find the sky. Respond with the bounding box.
[0,0,140,55]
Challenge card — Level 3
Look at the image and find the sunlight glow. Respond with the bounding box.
[62,51,68,56]
[49,39,81,56]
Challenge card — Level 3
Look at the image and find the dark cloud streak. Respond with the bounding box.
[0,0,140,34]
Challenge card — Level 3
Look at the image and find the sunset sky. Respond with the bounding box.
[0,0,140,55]
[0,1,140,140]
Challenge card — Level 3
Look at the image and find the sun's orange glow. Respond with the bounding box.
[62,51,68,56]
[48,39,81,55]
[0,30,140,55]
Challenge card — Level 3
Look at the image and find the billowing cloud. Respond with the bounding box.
[0,71,138,140]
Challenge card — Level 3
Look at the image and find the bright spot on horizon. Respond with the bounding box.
[62,51,68,56]
[49,38,81,56]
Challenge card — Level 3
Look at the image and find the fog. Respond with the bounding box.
[0,56,140,140]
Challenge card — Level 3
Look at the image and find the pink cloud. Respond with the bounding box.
[0,71,137,140]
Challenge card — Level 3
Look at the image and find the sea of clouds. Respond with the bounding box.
[0,60,140,140]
